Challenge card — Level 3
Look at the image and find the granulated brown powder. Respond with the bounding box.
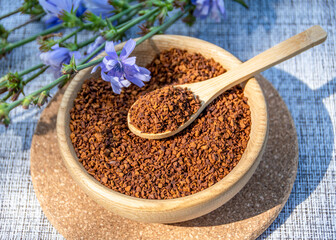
[129,86,201,133]
[69,48,251,199]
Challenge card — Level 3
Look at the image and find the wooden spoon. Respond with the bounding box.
[128,25,327,140]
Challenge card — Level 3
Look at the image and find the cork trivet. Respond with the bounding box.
[30,75,298,240]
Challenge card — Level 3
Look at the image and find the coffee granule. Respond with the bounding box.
[129,86,201,133]
[69,48,251,199]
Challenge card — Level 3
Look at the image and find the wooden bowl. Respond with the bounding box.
[57,35,268,223]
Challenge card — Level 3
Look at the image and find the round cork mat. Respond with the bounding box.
[30,75,298,240]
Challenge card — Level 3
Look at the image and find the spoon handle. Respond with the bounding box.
[188,25,327,101]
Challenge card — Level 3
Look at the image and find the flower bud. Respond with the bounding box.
[11,91,21,101]
[0,104,10,127]
[37,91,50,107]
[22,98,32,109]
[0,86,7,94]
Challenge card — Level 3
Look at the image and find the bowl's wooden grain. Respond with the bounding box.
[56,35,268,223]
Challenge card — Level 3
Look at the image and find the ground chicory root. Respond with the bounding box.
[69,48,251,199]
[129,86,201,133]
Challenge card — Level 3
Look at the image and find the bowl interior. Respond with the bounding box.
[57,35,268,212]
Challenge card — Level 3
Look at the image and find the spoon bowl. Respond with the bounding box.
[128,25,327,140]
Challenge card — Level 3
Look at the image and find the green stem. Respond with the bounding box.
[120,8,159,32]
[0,66,48,99]
[79,42,106,65]
[0,34,96,90]
[76,35,98,49]
[136,8,188,46]
[1,24,63,55]
[8,13,46,33]
[103,7,159,43]
[0,9,20,20]
[19,63,45,77]
[23,66,49,85]
[57,27,83,44]
[91,3,142,27]
[117,10,139,29]
[7,75,69,111]
[0,63,45,88]
[2,92,12,102]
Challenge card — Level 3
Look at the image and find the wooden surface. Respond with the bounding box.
[129,25,327,140]
[30,74,298,240]
[56,35,268,223]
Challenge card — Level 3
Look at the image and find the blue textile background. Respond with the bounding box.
[0,0,335,239]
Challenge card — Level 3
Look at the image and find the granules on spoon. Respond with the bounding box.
[69,48,251,199]
[129,86,201,133]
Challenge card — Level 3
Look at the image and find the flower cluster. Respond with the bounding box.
[92,39,151,94]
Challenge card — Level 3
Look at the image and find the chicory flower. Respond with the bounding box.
[85,0,115,19]
[40,44,81,78]
[192,0,225,21]
[39,0,86,27]
[92,39,151,94]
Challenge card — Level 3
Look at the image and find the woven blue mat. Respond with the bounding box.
[0,0,335,239]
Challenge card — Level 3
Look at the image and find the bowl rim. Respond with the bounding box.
[56,34,268,212]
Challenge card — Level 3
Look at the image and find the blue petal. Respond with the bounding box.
[138,66,151,76]
[103,57,118,71]
[40,46,71,68]
[107,68,123,79]
[58,0,75,12]
[119,79,131,87]
[40,52,50,65]
[76,3,86,16]
[122,56,136,66]
[133,70,151,82]
[110,82,122,94]
[105,41,118,59]
[44,15,62,28]
[91,64,100,73]
[101,71,110,81]
[39,0,59,15]
[110,77,125,93]
[70,51,81,61]
[85,0,114,18]
[210,0,225,22]
[87,36,105,55]
[51,43,60,50]
[126,75,145,88]
[101,72,122,94]
[120,39,136,61]
[193,0,211,18]
[123,64,138,75]
[216,0,225,15]
[49,66,63,78]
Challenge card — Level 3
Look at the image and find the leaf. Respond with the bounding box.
[232,0,249,9]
